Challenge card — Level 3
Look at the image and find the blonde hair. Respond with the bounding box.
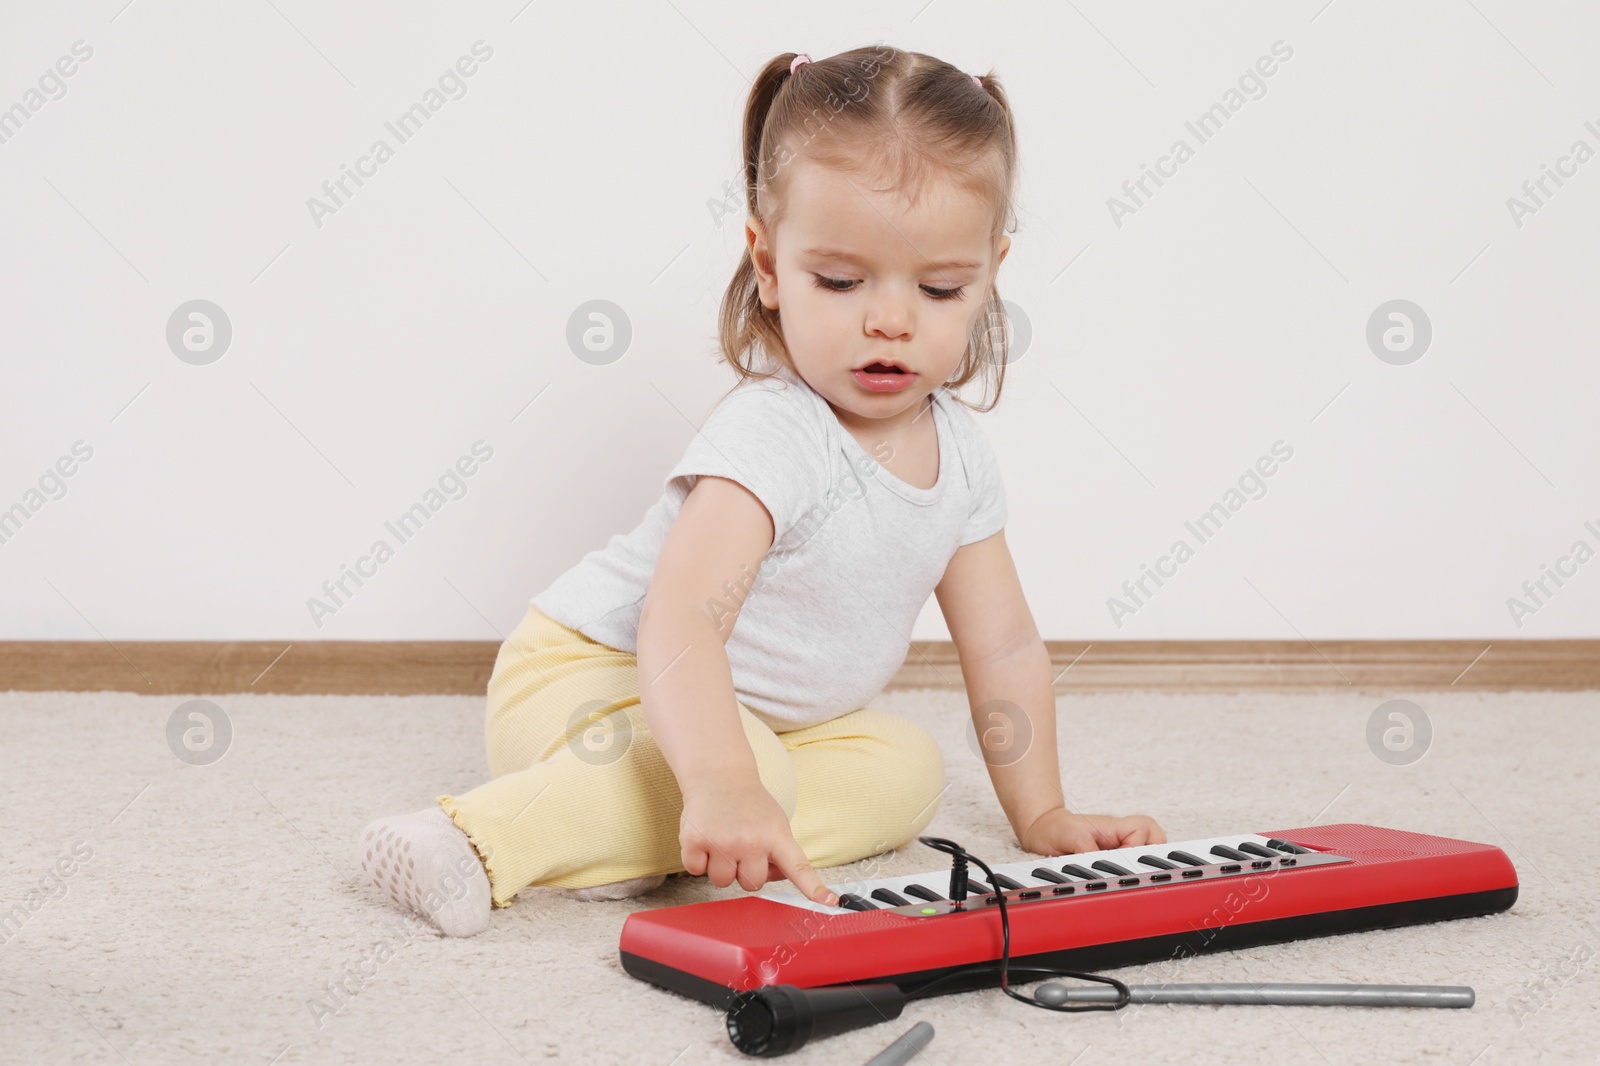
[716,45,1020,412]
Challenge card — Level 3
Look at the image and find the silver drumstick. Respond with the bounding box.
[862,1020,935,1066]
[1036,982,1475,1007]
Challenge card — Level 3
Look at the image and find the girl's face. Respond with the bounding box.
[746,157,1010,434]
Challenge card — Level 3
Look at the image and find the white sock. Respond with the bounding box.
[356,806,491,937]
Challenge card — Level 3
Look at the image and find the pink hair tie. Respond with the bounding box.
[971,74,983,88]
[790,54,811,75]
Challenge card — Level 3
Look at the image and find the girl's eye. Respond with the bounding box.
[810,275,967,301]
[813,275,856,293]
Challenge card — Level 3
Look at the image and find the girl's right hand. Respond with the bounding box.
[679,781,839,906]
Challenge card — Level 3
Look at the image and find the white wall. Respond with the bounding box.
[1,1,1595,642]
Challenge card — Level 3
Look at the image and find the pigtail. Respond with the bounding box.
[742,54,804,214]
[970,72,1017,222]
[716,54,804,387]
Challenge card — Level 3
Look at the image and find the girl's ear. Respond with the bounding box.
[977,235,1011,294]
[745,217,780,310]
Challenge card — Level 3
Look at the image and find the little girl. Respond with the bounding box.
[356,45,1164,937]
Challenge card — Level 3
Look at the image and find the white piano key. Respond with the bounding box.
[756,834,1289,913]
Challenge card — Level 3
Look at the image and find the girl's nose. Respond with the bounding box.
[864,289,914,340]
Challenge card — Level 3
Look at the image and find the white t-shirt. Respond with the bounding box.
[531,361,1008,732]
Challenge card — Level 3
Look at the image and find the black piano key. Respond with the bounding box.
[965,878,992,894]
[1138,855,1177,870]
[1210,845,1250,862]
[1167,850,1208,866]
[1236,842,1278,859]
[1266,838,1310,854]
[991,873,1026,891]
[1059,864,1099,881]
[1091,860,1133,876]
[838,893,877,910]
[903,883,944,902]
[870,888,911,907]
[1030,867,1069,884]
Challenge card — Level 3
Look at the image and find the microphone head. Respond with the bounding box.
[725,986,789,1056]
[725,982,906,1056]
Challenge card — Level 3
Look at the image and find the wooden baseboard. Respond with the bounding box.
[1,639,1595,695]
[894,640,1600,692]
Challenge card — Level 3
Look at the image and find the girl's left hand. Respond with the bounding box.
[1019,808,1166,855]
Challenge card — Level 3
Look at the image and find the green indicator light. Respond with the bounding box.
[921,907,937,914]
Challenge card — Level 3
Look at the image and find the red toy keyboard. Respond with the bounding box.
[619,823,1518,1007]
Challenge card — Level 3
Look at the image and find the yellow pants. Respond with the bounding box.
[437,604,947,908]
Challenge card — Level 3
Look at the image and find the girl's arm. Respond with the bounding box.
[933,529,1166,854]
[638,475,837,904]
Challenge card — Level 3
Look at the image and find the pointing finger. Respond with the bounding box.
[774,838,837,906]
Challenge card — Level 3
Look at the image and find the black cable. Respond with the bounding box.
[905,836,1132,1012]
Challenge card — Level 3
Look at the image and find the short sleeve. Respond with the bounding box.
[664,386,826,547]
[958,416,1008,546]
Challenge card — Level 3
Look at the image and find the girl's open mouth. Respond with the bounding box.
[852,363,915,392]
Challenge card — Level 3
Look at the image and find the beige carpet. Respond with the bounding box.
[1,687,1595,1064]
